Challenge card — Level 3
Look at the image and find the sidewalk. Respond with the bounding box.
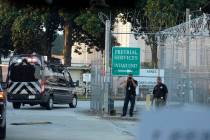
[99,101,183,121]
[101,101,146,121]
[81,100,183,121]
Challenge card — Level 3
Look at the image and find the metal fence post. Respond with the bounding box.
[104,20,111,114]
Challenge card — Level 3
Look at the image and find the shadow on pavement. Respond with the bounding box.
[18,105,71,111]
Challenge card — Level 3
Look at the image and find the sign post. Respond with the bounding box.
[112,47,140,76]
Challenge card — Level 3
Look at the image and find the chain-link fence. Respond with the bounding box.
[90,14,210,114]
[157,14,210,104]
[90,53,107,113]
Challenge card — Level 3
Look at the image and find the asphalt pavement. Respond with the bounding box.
[5,101,139,140]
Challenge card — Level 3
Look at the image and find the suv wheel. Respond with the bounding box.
[46,96,53,110]
[13,102,21,109]
[69,95,77,108]
[0,120,6,139]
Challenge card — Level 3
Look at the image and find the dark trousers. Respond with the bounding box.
[122,94,136,116]
[154,98,166,108]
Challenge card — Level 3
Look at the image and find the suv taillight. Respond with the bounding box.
[0,92,4,100]
[41,80,46,95]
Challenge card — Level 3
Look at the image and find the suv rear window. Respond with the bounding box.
[9,56,41,82]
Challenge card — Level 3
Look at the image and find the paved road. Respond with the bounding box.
[5,101,138,140]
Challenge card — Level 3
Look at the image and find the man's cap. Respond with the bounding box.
[157,76,162,80]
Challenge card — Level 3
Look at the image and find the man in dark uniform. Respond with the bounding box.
[121,73,138,117]
[152,76,168,108]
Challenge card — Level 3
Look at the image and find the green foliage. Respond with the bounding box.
[144,0,177,31]
[59,9,78,22]
[11,7,45,54]
[74,10,105,53]
[74,9,120,54]
[135,0,147,9]
[75,11,104,38]
[0,1,63,56]
[174,0,207,12]
[0,0,19,56]
[43,8,62,57]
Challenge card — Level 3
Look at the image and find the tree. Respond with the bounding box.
[144,0,177,68]
[144,0,207,67]
[43,7,62,59]
[74,9,120,54]
[174,0,208,12]
[0,0,19,81]
[74,10,104,53]
[2,1,63,58]
[11,7,45,54]
[0,0,18,56]
[59,10,79,66]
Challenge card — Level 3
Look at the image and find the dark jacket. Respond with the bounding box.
[153,83,168,101]
[126,79,138,96]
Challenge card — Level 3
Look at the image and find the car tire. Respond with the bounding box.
[46,96,53,110]
[13,102,21,109]
[69,95,77,108]
[0,120,6,139]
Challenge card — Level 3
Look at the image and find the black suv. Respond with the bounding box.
[7,55,78,110]
[0,83,6,139]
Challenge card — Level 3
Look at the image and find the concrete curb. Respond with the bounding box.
[78,109,140,121]
[101,115,139,121]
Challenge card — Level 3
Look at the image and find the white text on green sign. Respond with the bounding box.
[112,47,140,76]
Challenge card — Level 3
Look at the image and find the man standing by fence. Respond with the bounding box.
[121,73,138,117]
[152,76,168,108]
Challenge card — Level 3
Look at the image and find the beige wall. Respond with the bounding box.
[69,70,83,85]
[114,21,131,47]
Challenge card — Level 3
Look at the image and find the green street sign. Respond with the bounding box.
[112,47,140,76]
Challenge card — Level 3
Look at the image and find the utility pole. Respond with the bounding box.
[98,12,114,115]
[104,20,111,114]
